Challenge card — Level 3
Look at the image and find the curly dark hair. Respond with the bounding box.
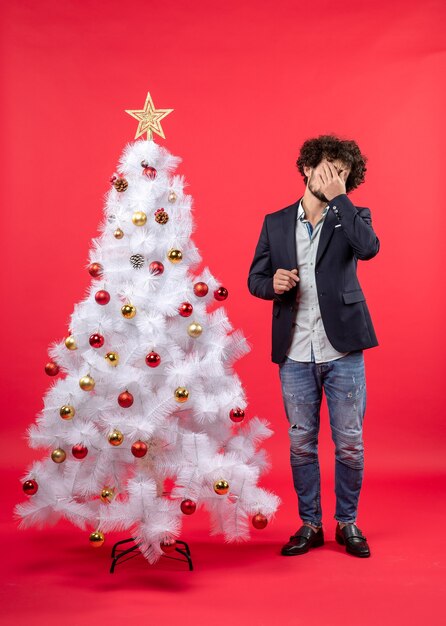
[296,134,367,193]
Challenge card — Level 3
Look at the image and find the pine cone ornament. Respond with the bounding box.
[130,254,145,269]
[154,209,169,224]
[113,177,128,192]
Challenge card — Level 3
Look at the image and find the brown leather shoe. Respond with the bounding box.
[281,525,324,556]
[335,523,371,558]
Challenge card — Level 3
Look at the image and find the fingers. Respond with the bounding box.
[274,268,300,291]
[274,281,295,292]
[318,166,328,186]
[320,162,346,191]
[277,268,299,280]
[325,161,339,179]
[322,161,335,181]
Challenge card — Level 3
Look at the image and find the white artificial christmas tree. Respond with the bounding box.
[15,92,280,565]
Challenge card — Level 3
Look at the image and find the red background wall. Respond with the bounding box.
[1,1,445,624]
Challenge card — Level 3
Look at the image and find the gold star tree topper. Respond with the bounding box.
[125,92,173,140]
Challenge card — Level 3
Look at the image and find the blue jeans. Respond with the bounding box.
[278,351,367,526]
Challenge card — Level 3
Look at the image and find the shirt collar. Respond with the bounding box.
[298,198,329,221]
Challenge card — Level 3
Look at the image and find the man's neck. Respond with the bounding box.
[301,191,328,221]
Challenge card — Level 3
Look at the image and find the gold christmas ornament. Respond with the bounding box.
[174,387,189,403]
[108,429,124,446]
[79,374,95,391]
[121,304,136,319]
[60,405,75,420]
[187,322,203,338]
[105,351,119,366]
[64,336,77,350]
[167,248,182,264]
[89,531,105,547]
[100,486,115,503]
[132,211,147,226]
[114,228,124,239]
[51,448,66,463]
[214,479,230,495]
[125,91,173,140]
[168,191,177,203]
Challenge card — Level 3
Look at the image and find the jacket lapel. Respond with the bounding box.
[283,198,300,268]
[316,208,337,266]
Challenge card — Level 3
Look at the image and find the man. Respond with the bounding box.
[247,134,379,558]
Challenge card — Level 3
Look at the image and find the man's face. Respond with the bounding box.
[307,158,351,203]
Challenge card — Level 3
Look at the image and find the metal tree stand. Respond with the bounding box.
[110,537,193,573]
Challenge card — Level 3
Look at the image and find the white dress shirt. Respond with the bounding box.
[286,199,350,363]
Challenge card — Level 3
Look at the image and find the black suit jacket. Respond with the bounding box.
[247,193,380,364]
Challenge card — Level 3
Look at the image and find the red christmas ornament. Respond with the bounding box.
[89,333,105,348]
[145,352,161,367]
[230,408,245,423]
[143,166,157,179]
[131,441,148,458]
[178,302,193,317]
[118,390,134,408]
[109,174,117,183]
[95,290,110,305]
[149,261,164,275]
[23,479,38,495]
[193,282,209,297]
[45,361,60,376]
[214,286,229,301]
[252,513,268,529]
[160,539,177,553]
[88,262,103,278]
[180,499,197,515]
[72,444,88,460]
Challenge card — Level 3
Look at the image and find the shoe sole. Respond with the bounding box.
[335,534,371,557]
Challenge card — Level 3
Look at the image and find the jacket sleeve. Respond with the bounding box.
[247,215,287,301]
[330,193,380,260]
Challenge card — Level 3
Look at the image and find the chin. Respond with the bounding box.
[309,187,327,203]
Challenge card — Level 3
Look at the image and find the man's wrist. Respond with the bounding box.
[329,193,350,219]
[328,192,347,202]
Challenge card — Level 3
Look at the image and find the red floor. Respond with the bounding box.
[3,469,445,626]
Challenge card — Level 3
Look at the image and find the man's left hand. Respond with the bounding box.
[318,161,348,201]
